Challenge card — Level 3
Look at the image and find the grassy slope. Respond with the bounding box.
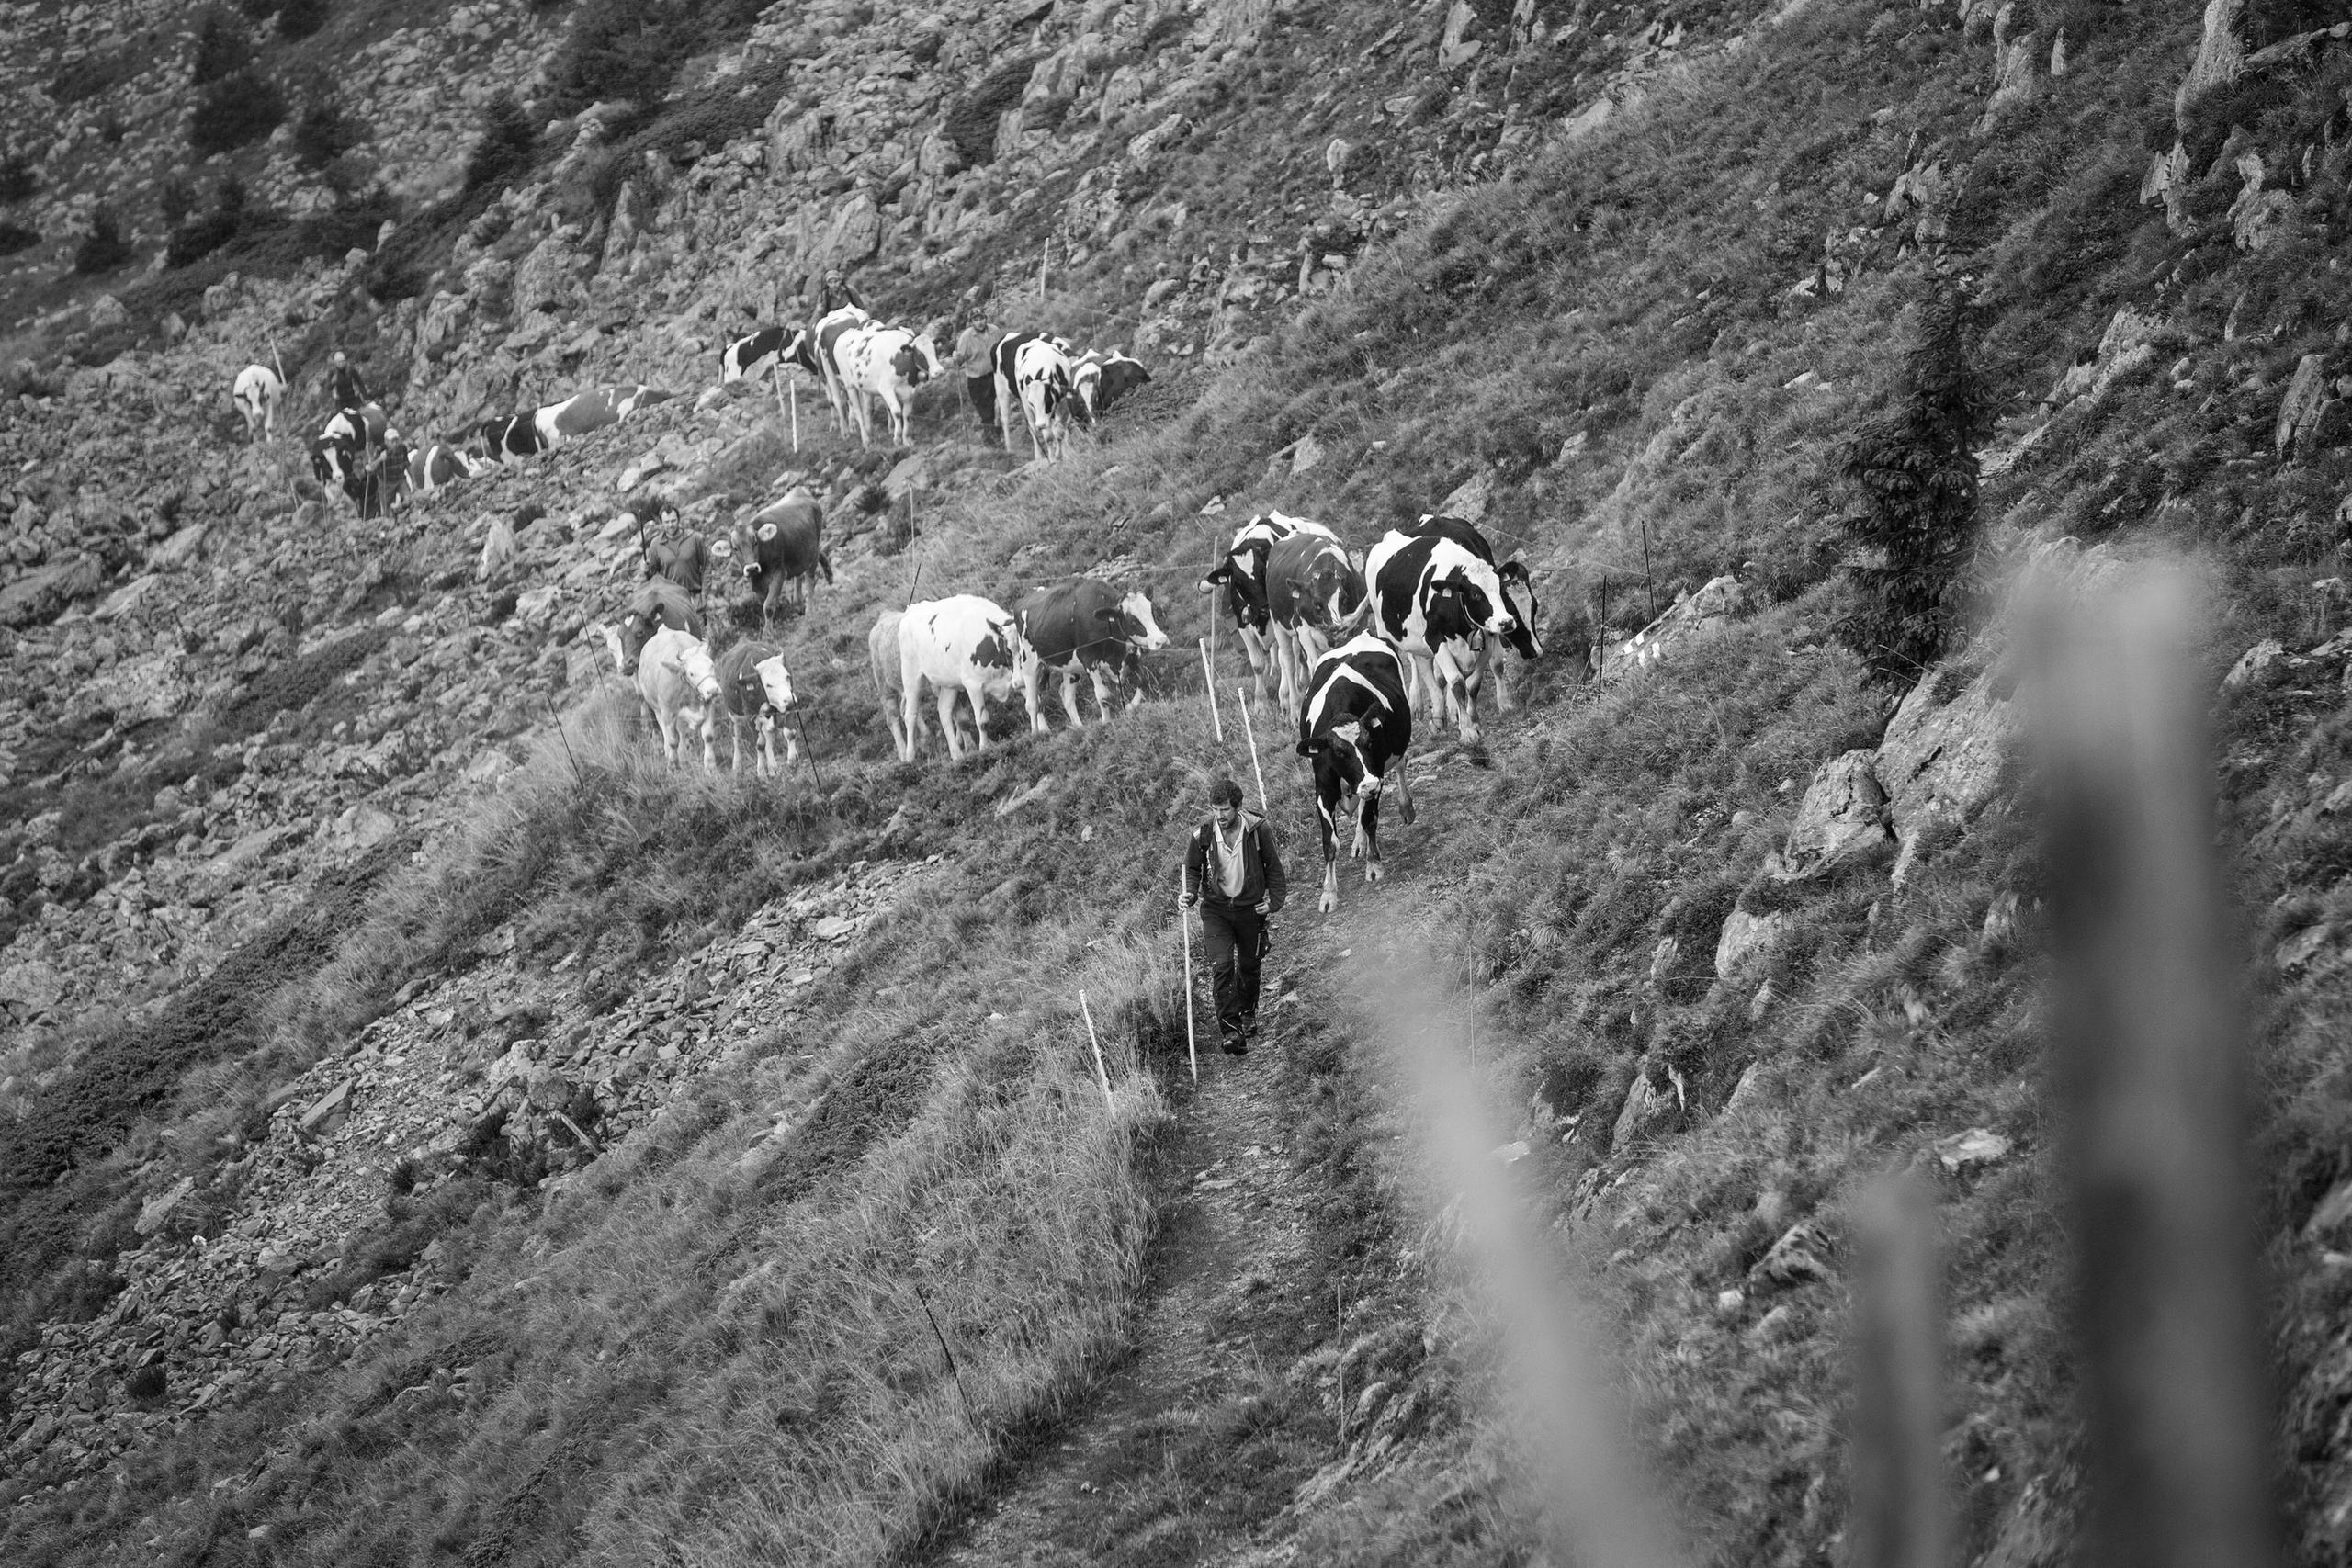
[13,0,2352,1562]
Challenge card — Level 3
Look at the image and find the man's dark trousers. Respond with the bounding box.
[1198,902,1267,1043]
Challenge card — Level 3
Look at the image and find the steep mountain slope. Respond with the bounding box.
[7,0,2352,1563]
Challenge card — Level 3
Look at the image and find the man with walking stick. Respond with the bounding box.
[1180,777,1287,1056]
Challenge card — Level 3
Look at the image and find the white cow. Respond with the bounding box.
[1012,336,1079,461]
[599,622,722,769]
[232,364,282,443]
[812,305,875,434]
[896,595,1029,762]
[834,325,945,448]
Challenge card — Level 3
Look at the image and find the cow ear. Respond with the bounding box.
[1094,605,1123,625]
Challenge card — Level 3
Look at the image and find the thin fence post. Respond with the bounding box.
[911,1280,977,1420]
[1238,684,1272,816]
[1079,989,1114,1112]
[792,706,825,795]
[1849,1170,1945,1568]
[1200,638,1224,741]
[1638,517,1657,625]
[1179,868,1198,1083]
[546,694,585,787]
[2037,569,2280,1568]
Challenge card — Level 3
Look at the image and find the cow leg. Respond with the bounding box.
[1390,755,1416,826]
[1360,785,1385,884]
[1439,645,1481,745]
[1238,626,1274,705]
[730,715,748,774]
[778,709,799,768]
[883,684,913,762]
[1316,776,1343,915]
[965,682,996,753]
[1063,668,1090,729]
[654,707,681,770]
[1273,627,1306,726]
[698,707,718,770]
[1088,664,1119,724]
[1405,648,1442,722]
[1020,656,1048,734]
[935,684,967,761]
[899,661,927,763]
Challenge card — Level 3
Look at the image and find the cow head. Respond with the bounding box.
[1498,560,1544,658]
[752,654,795,713]
[616,612,652,675]
[1070,357,1105,424]
[891,342,930,386]
[1102,590,1170,651]
[311,434,351,486]
[1200,541,1274,633]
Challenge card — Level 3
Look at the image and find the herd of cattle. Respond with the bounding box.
[223,315,1528,912]
[227,299,1152,522]
[591,499,1540,914]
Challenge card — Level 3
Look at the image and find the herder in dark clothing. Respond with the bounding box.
[328,352,369,412]
[1181,777,1288,1055]
[813,266,868,317]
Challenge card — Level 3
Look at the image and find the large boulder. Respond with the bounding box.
[1783,749,1895,874]
[1875,660,2016,871]
[1601,575,1747,678]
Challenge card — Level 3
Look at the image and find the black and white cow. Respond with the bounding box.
[1070,349,1150,424]
[989,330,1045,450]
[467,413,548,463]
[833,323,945,447]
[896,594,1029,763]
[1363,513,1543,745]
[812,305,875,434]
[713,638,799,777]
[613,579,707,675]
[311,404,406,518]
[1199,512,1316,705]
[232,364,282,443]
[534,383,673,448]
[714,489,830,628]
[1012,336,1079,461]
[1296,632,1418,914]
[719,325,823,384]
[1012,578,1170,730]
[405,441,481,495]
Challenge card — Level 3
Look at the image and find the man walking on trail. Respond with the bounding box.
[1181,777,1287,1055]
[328,351,369,412]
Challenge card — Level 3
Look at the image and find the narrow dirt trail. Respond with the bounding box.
[914,750,1484,1567]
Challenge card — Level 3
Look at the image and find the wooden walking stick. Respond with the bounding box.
[1179,869,1198,1082]
[1079,989,1114,1112]
[1237,683,1272,816]
[1199,638,1223,741]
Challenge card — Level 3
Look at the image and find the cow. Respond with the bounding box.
[612,579,707,675]
[1012,578,1170,731]
[232,364,282,443]
[988,330,1044,450]
[1069,349,1150,424]
[311,402,393,486]
[1363,513,1543,744]
[812,305,875,433]
[1199,512,1322,706]
[833,323,945,448]
[405,441,481,495]
[533,383,672,448]
[1012,336,1079,461]
[712,489,831,629]
[1296,632,1418,914]
[466,413,548,463]
[719,325,823,384]
[713,638,799,777]
[896,594,1028,763]
[606,623,722,770]
[1264,526,1370,721]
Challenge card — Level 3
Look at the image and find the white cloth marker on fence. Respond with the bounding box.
[1079,989,1115,1111]
[1238,684,1272,815]
[1179,870,1198,1082]
[1199,638,1224,741]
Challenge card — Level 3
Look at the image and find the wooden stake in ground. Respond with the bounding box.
[2037,567,2280,1568]
[1079,989,1114,1112]
[1178,869,1198,1082]
[1237,683,1272,816]
[1199,638,1223,741]
[1849,1170,1945,1568]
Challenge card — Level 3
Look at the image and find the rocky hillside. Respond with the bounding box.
[7,0,2352,1563]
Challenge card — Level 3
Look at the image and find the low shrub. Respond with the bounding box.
[189,69,286,157]
[0,221,36,258]
[72,207,131,275]
[190,8,257,86]
[277,0,332,41]
[942,54,1038,166]
[164,175,247,269]
[0,152,38,204]
[50,51,135,106]
[461,94,537,196]
[291,96,361,171]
